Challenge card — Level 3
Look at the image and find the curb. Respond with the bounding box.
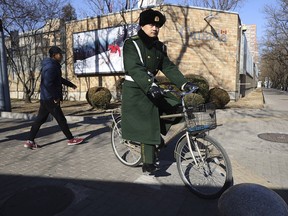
[0,111,111,123]
[0,111,41,121]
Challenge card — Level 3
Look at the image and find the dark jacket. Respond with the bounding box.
[121,29,187,145]
[40,58,75,101]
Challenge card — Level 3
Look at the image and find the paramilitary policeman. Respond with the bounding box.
[121,9,197,173]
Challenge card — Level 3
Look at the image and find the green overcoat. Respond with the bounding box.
[121,30,187,145]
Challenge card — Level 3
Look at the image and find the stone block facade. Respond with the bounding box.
[8,5,256,101]
[65,5,246,101]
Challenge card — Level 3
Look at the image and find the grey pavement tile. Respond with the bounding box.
[1,89,288,215]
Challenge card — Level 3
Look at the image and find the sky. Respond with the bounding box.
[236,0,278,40]
[70,0,279,41]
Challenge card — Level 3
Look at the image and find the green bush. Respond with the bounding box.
[156,74,209,101]
[115,77,125,100]
[185,74,209,101]
[86,87,112,109]
[156,76,177,90]
[207,87,230,109]
[184,93,205,107]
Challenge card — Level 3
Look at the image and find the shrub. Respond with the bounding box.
[156,74,209,101]
[184,93,205,107]
[115,77,125,100]
[86,87,112,109]
[207,87,230,109]
[185,74,209,101]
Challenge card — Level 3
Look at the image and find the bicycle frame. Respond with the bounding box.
[111,87,232,198]
[111,88,211,167]
[111,108,121,134]
[159,89,206,167]
[111,89,204,162]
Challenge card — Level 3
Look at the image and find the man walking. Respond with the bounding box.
[24,46,84,149]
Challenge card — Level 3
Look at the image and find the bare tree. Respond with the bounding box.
[260,0,288,89]
[85,0,139,16]
[61,3,77,21]
[188,0,246,11]
[0,0,68,102]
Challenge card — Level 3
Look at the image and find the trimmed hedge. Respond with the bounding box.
[185,74,210,100]
[157,74,208,107]
[115,77,125,100]
[114,74,230,109]
[184,93,205,107]
[86,87,112,109]
[207,87,230,109]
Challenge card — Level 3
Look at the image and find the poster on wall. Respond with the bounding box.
[73,24,139,75]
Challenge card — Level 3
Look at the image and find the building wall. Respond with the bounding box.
[161,5,241,100]
[7,19,64,100]
[65,5,242,101]
[245,24,258,64]
[7,5,256,102]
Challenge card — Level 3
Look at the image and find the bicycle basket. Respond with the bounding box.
[185,103,217,133]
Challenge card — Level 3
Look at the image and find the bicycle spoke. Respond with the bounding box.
[111,117,142,167]
[176,134,232,198]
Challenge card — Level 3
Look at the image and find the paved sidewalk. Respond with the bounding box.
[0,88,287,216]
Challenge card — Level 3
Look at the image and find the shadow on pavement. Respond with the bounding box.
[3,119,111,148]
[0,174,220,216]
[0,173,287,216]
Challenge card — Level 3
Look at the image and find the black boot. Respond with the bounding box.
[142,163,158,173]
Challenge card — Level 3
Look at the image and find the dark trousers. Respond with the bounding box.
[28,100,73,141]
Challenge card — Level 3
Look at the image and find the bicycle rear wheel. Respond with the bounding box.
[175,133,233,199]
[111,117,142,167]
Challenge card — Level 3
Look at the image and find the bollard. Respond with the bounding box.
[218,183,288,216]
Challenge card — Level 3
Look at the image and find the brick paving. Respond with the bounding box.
[0,88,288,216]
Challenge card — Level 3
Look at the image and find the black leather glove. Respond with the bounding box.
[149,84,164,99]
[183,82,199,92]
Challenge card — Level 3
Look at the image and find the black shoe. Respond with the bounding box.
[142,163,158,173]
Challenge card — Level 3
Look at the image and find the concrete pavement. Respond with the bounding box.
[0,88,288,216]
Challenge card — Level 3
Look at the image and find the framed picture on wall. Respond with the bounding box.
[73,24,139,75]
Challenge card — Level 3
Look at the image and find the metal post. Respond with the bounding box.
[0,19,11,111]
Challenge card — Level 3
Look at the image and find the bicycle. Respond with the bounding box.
[111,87,233,199]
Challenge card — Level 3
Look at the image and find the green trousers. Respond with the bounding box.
[141,144,156,164]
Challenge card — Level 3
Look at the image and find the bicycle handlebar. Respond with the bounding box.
[163,87,198,97]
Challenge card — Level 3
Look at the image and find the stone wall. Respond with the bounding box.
[65,5,242,101]
[8,5,250,102]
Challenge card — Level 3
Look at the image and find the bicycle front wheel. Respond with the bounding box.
[111,117,142,167]
[175,133,233,199]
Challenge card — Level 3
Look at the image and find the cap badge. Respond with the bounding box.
[154,16,160,22]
